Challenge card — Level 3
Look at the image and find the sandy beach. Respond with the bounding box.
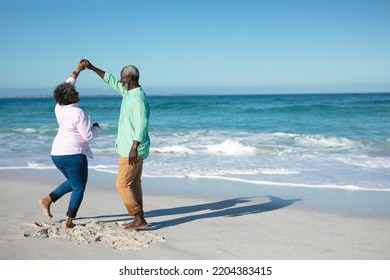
[0,168,389,261]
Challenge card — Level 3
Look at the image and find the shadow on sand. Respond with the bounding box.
[76,195,301,230]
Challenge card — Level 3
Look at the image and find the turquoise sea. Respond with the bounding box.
[0,92,389,191]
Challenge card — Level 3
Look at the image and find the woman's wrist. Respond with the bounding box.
[71,67,83,78]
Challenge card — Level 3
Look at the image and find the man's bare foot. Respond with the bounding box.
[124,214,148,230]
[39,196,53,220]
[124,221,148,230]
[64,216,76,229]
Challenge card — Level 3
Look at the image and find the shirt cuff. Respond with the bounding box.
[65,77,76,86]
[103,72,111,83]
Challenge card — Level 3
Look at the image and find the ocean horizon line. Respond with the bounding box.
[1,89,390,99]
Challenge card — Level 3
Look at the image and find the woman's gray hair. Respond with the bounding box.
[53,82,78,105]
[122,65,140,81]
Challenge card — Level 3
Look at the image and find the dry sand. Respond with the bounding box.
[1,168,390,260]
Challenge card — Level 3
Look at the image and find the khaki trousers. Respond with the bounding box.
[116,157,144,216]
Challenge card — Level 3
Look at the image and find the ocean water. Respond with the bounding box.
[0,93,389,191]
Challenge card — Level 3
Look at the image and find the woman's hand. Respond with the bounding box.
[76,60,87,72]
[80,59,93,69]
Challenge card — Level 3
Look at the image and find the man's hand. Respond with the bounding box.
[80,58,105,79]
[128,141,140,165]
[80,59,93,69]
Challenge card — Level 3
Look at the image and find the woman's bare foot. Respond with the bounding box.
[64,216,76,229]
[39,196,53,220]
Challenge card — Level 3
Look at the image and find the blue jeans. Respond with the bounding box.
[50,154,88,218]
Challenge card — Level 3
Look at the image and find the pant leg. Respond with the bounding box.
[51,154,88,218]
[116,157,144,216]
[133,158,144,211]
[66,154,88,218]
[50,155,73,202]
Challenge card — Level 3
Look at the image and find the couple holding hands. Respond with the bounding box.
[39,59,150,231]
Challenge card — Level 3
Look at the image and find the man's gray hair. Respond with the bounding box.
[122,65,140,81]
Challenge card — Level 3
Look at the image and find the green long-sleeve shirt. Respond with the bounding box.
[104,72,150,159]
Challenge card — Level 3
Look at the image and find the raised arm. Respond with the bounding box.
[81,58,105,79]
[66,61,86,85]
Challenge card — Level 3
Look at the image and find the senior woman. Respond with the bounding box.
[39,61,100,229]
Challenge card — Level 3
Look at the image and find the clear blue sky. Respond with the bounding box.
[0,0,389,96]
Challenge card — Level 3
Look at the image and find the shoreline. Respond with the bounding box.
[1,169,390,260]
[1,165,389,193]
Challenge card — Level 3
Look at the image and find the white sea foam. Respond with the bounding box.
[177,174,390,192]
[151,145,195,155]
[205,168,300,175]
[204,139,256,156]
[22,128,37,133]
[336,155,390,169]
[27,162,47,167]
[0,165,56,170]
[90,168,118,174]
[257,168,300,175]
[295,135,356,149]
[92,147,117,154]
